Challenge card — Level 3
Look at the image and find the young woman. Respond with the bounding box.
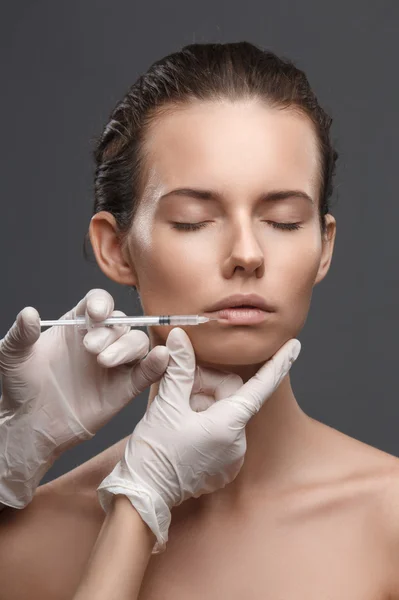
[1,41,399,599]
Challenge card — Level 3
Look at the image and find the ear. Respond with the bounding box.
[314,214,337,286]
[88,211,139,286]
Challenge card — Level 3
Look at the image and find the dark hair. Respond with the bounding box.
[84,41,338,266]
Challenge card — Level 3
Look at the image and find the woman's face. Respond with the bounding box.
[122,100,335,381]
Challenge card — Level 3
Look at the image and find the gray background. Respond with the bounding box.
[0,0,397,485]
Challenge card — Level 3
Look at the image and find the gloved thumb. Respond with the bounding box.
[156,327,196,413]
[206,338,301,427]
[0,307,41,370]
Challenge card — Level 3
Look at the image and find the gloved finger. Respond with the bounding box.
[59,289,116,341]
[206,339,301,427]
[155,327,197,415]
[128,345,171,398]
[96,328,150,366]
[58,288,112,322]
[80,288,115,322]
[83,310,131,354]
[190,366,243,412]
[192,366,243,400]
[0,307,41,370]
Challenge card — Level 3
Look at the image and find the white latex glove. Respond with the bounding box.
[0,289,170,509]
[97,327,301,554]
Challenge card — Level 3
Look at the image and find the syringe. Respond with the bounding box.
[39,314,219,330]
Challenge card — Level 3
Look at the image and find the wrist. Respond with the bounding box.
[111,494,156,546]
[97,473,172,554]
[72,491,155,599]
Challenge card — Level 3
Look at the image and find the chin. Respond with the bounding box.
[195,349,274,370]
[193,334,281,366]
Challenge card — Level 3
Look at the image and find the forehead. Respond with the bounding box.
[143,100,320,198]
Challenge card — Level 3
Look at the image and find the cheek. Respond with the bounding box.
[279,248,320,294]
[129,232,209,317]
[147,230,213,284]
[274,236,322,332]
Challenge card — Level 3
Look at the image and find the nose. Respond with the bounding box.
[224,218,265,277]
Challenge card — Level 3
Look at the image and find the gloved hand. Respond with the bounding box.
[97,327,301,554]
[0,289,170,509]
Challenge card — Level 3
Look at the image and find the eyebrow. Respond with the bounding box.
[159,187,314,206]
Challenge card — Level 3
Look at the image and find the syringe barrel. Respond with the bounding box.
[81,314,208,329]
[82,313,115,330]
[169,315,203,325]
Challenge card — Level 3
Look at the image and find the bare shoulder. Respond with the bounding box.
[312,419,399,596]
[365,447,399,598]
[368,456,399,598]
[0,439,127,600]
[0,479,106,600]
[316,418,399,504]
[310,417,399,482]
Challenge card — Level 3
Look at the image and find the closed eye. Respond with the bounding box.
[171,221,303,232]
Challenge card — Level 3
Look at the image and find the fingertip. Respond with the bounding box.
[154,346,169,362]
[87,299,110,320]
[290,339,301,363]
[17,307,41,343]
[19,307,41,331]
[166,327,187,348]
[20,306,40,321]
[86,290,114,320]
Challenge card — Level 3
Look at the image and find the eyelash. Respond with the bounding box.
[171,221,303,232]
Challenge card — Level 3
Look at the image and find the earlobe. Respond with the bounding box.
[88,212,139,286]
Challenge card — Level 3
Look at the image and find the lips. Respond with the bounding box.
[204,293,275,313]
[204,307,272,325]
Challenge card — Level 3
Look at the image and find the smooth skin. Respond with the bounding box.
[1,99,399,599]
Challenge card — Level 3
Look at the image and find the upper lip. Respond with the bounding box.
[204,293,275,313]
